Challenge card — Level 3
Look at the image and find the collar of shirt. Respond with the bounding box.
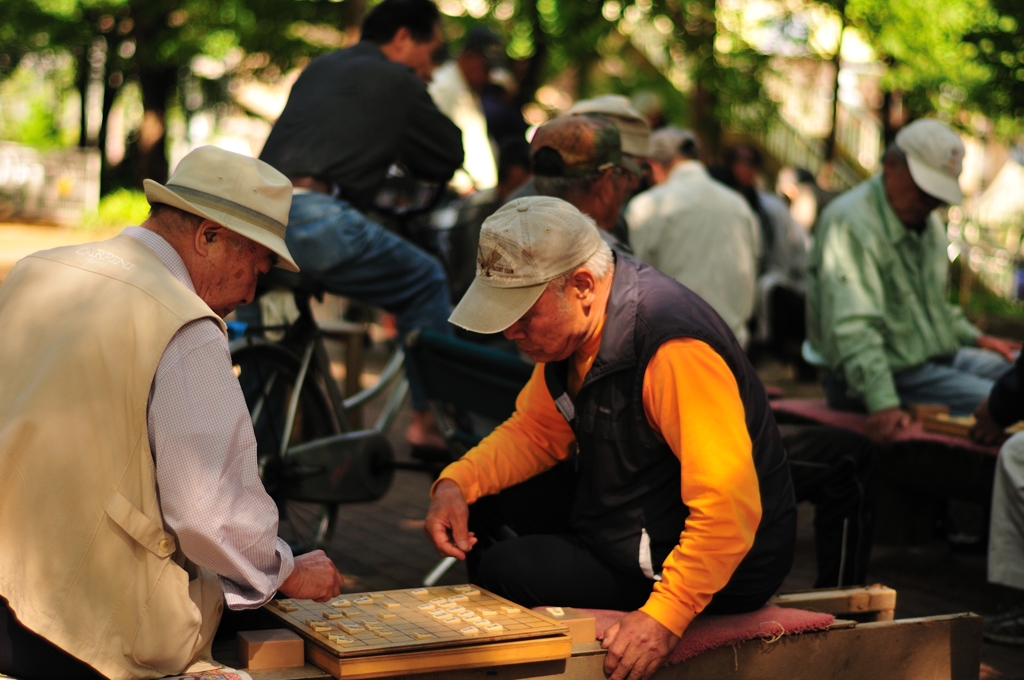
[349,40,389,62]
[869,173,939,248]
[121,226,196,293]
[667,159,707,183]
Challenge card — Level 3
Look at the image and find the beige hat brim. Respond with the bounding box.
[144,179,299,272]
[905,155,963,205]
[449,277,549,335]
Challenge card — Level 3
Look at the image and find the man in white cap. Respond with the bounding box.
[0,146,344,680]
[807,118,1018,443]
[425,197,796,680]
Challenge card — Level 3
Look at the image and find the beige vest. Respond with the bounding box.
[0,235,227,679]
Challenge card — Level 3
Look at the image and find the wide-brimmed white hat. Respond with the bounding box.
[895,118,965,205]
[449,197,603,334]
[144,146,299,271]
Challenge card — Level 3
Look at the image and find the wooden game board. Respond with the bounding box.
[263,585,571,678]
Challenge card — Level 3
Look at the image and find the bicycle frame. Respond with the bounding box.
[231,290,408,508]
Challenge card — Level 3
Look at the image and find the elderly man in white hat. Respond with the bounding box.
[425,197,795,680]
[0,146,344,680]
[807,118,1019,443]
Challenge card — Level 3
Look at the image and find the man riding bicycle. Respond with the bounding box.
[258,0,464,451]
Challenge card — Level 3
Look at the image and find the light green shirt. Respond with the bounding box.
[806,175,981,412]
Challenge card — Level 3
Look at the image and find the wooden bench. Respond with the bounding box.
[220,586,980,680]
[771,398,1001,543]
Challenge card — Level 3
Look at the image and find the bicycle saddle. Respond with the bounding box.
[257,268,327,300]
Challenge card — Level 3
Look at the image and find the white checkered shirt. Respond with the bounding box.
[123,227,294,609]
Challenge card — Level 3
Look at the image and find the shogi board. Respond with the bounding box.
[263,584,571,678]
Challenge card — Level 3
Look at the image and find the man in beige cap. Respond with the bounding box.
[807,118,1019,443]
[0,146,344,680]
[425,197,795,680]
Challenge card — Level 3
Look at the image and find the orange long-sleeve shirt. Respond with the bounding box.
[435,325,761,637]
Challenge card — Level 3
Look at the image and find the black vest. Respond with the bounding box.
[544,255,795,583]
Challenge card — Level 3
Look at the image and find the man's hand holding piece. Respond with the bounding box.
[424,479,478,560]
[279,550,345,602]
[976,334,1021,362]
[865,406,911,444]
[601,610,680,680]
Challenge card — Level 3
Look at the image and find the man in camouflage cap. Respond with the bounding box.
[515,114,636,254]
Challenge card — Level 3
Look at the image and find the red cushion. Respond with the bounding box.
[540,604,834,664]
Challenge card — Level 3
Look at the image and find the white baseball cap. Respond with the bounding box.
[895,118,965,205]
[144,146,299,271]
[449,197,603,334]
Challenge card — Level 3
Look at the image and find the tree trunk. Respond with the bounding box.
[514,0,548,109]
[77,44,89,148]
[135,66,176,185]
[824,1,846,162]
[690,0,721,162]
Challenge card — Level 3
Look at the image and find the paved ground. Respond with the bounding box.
[3,222,1023,678]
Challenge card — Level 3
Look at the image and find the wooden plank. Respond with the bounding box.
[307,634,573,679]
[380,613,980,680]
[769,585,896,619]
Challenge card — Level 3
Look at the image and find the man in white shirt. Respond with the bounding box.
[429,28,502,194]
[0,147,344,680]
[627,127,762,347]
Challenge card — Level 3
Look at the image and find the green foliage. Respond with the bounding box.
[0,50,78,148]
[77,187,149,233]
[833,0,1024,138]
[964,0,1024,136]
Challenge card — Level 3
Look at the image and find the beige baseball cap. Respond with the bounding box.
[568,94,651,157]
[449,197,603,334]
[894,118,965,205]
[144,145,299,271]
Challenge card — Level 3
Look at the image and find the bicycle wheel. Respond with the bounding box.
[231,341,340,552]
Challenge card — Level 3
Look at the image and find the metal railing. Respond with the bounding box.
[0,143,100,225]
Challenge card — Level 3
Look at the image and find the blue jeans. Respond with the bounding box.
[825,347,1012,416]
[246,192,453,411]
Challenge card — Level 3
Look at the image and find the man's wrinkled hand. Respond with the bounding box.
[865,406,911,444]
[600,610,680,680]
[976,334,1021,362]
[970,398,1007,446]
[423,479,477,560]
[279,550,345,602]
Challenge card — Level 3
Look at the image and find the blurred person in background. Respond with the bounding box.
[776,166,837,231]
[718,144,811,365]
[429,27,504,194]
[971,354,1024,646]
[258,0,464,452]
[627,127,761,348]
[527,114,639,256]
[508,96,650,252]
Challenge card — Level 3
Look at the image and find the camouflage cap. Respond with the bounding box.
[530,114,623,178]
[567,94,651,157]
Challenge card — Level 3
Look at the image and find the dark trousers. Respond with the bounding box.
[0,598,106,680]
[782,425,878,588]
[467,461,785,614]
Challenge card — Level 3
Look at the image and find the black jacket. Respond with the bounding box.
[543,255,796,595]
[260,42,463,208]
